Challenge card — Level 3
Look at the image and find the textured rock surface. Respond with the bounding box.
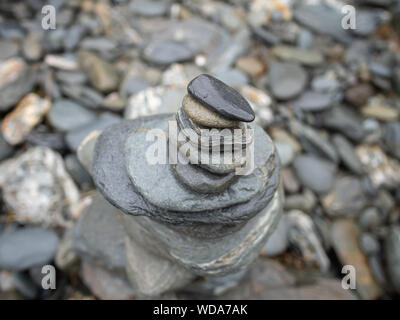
[73,193,126,271]
[0,147,79,226]
[119,187,282,276]
[125,119,275,212]
[92,115,280,226]
[187,74,255,122]
[1,93,51,145]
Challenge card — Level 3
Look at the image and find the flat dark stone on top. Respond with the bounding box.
[187,74,255,122]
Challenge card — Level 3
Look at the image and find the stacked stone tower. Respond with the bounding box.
[71,74,282,297]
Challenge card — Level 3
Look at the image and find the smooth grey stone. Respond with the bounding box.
[358,207,382,230]
[125,119,274,212]
[55,70,87,85]
[64,25,87,51]
[130,0,169,17]
[261,214,288,257]
[316,105,366,142]
[0,227,59,271]
[79,37,117,52]
[120,75,151,98]
[312,75,340,93]
[182,94,239,128]
[252,27,280,46]
[352,11,379,36]
[120,187,282,276]
[187,74,255,122]
[272,45,324,66]
[293,155,336,195]
[49,99,97,132]
[0,59,36,111]
[0,40,19,60]
[141,18,232,70]
[322,176,367,217]
[359,233,380,256]
[214,69,249,87]
[172,162,237,194]
[92,115,280,226]
[64,154,92,189]
[73,192,126,271]
[332,134,365,175]
[65,112,121,152]
[60,84,104,109]
[293,91,333,111]
[297,29,313,49]
[294,3,353,44]
[369,61,392,78]
[269,62,308,100]
[384,226,400,294]
[0,132,14,161]
[43,28,66,52]
[143,40,194,66]
[383,122,400,160]
[291,120,338,164]
[26,128,67,153]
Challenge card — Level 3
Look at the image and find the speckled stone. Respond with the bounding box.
[91,114,280,227]
[172,162,237,194]
[182,94,239,128]
[187,74,255,122]
[125,118,274,212]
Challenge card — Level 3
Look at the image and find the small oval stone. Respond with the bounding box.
[182,94,239,128]
[187,74,255,122]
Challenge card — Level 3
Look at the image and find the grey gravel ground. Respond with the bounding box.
[0,0,400,300]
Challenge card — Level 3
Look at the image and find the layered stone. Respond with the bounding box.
[91,115,280,227]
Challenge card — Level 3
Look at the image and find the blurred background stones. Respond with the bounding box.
[0,0,399,300]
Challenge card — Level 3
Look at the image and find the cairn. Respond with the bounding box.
[70,74,282,298]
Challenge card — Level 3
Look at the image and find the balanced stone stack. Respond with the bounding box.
[72,74,282,297]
